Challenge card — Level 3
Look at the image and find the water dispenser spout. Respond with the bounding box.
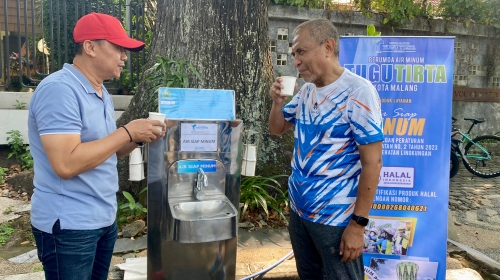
[194,168,208,200]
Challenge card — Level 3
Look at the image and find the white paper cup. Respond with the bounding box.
[149,112,166,131]
[242,145,248,159]
[129,163,145,181]
[280,76,297,96]
[243,144,257,161]
[242,160,256,176]
[129,147,143,164]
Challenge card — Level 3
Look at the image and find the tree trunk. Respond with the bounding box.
[117,0,293,196]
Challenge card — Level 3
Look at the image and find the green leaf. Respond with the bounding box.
[144,55,200,92]
[138,187,148,195]
[366,25,376,36]
[188,64,202,80]
[240,200,250,221]
[239,174,289,222]
[119,203,130,210]
[122,191,136,210]
[254,193,269,217]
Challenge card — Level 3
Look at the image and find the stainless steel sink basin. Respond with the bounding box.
[172,200,237,220]
[168,196,238,243]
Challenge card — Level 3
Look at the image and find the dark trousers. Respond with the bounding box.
[32,219,118,280]
[288,210,364,280]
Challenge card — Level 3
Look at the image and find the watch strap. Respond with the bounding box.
[351,214,369,226]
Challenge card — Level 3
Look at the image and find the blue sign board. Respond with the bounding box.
[340,36,454,280]
[177,160,217,173]
[158,88,235,120]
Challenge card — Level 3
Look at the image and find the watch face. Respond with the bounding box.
[358,217,369,226]
[353,215,369,226]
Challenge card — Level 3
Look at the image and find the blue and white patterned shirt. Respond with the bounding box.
[283,68,384,226]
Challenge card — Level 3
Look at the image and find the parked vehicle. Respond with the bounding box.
[450,117,500,178]
[450,135,461,178]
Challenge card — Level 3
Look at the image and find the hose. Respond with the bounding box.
[238,250,294,280]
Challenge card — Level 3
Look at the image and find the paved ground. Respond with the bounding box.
[236,229,295,279]
[449,164,500,262]
[3,164,500,279]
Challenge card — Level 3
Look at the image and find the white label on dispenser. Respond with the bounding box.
[180,123,218,152]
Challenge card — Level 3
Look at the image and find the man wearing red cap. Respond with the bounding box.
[28,12,162,280]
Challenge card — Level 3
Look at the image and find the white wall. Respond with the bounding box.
[0,92,131,144]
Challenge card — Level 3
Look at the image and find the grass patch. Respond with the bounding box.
[32,265,43,272]
[2,206,13,215]
[0,222,14,246]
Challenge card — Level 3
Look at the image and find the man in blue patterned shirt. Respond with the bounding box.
[269,19,384,279]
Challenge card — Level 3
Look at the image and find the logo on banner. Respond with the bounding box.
[161,89,171,98]
[379,166,414,188]
[374,40,417,54]
[191,124,210,132]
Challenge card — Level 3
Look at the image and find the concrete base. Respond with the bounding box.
[0,271,44,280]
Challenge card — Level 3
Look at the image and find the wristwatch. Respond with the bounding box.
[351,214,369,226]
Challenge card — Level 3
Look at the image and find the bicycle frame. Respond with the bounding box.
[450,117,500,179]
[453,131,492,162]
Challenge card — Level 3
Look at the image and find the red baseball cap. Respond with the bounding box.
[73,12,145,52]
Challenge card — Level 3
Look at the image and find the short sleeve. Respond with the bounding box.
[346,84,384,145]
[31,82,82,135]
[282,85,307,125]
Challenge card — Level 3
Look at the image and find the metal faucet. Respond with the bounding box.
[194,168,208,200]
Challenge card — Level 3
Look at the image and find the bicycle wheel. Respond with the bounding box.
[450,151,460,178]
[463,135,500,178]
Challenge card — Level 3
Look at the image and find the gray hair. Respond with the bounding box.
[293,19,340,56]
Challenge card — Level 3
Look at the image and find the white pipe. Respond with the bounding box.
[129,147,145,181]
[242,144,257,176]
[129,163,145,181]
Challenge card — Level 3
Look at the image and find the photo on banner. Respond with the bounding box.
[364,216,416,256]
[339,36,454,280]
[364,258,439,280]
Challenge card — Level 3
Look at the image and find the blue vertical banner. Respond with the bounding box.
[340,36,454,280]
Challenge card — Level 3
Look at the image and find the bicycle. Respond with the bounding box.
[451,117,500,178]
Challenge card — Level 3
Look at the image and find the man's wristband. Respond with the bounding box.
[121,126,133,143]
